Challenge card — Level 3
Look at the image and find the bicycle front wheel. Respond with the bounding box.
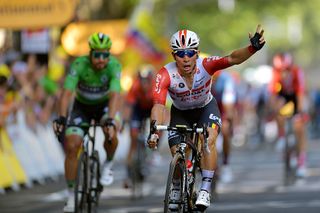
[75,152,88,213]
[164,153,187,213]
[88,150,103,212]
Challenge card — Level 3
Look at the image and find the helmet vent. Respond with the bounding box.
[187,38,192,46]
[190,42,197,47]
[98,33,104,42]
[181,35,185,46]
[175,40,181,48]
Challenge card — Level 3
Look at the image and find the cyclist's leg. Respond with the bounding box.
[293,113,308,177]
[274,95,289,151]
[127,105,143,166]
[196,98,222,209]
[63,101,89,212]
[166,105,190,210]
[100,107,120,186]
[220,103,235,183]
[124,106,142,187]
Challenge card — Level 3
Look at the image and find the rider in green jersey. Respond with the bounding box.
[53,32,122,213]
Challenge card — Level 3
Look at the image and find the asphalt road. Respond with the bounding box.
[1,138,319,213]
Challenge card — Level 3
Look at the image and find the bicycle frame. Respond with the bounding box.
[75,122,103,213]
[153,123,208,212]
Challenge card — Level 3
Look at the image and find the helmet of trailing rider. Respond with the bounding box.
[273,52,293,70]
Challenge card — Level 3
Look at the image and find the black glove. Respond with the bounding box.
[53,116,66,142]
[250,32,265,51]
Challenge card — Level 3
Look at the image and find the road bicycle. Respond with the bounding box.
[279,101,298,186]
[127,119,149,199]
[150,121,210,213]
[74,121,104,213]
[283,116,298,186]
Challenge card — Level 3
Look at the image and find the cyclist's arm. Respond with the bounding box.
[152,67,170,125]
[108,91,120,119]
[59,61,80,117]
[108,59,122,119]
[227,24,265,65]
[58,89,73,117]
[226,46,256,65]
[151,103,167,125]
[295,68,305,113]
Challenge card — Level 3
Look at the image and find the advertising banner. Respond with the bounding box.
[0,0,76,29]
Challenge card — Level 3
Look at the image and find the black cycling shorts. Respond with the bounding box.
[168,98,222,147]
[130,104,151,130]
[278,91,298,115]
[66,99,109,136]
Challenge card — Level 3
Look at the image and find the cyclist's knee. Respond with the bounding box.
[64,135,82,156]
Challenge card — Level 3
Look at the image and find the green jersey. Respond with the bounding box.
[64,55,121,105]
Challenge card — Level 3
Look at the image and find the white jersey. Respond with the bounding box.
[165,58,212,110]
[153,56,231,110]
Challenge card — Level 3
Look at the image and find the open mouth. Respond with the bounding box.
[183,64,192,72]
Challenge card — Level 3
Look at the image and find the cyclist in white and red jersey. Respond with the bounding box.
[269,52,308,177]
[147,25,265,210]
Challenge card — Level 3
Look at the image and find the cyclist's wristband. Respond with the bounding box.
[58,116,67,125]
[248,45,257,54]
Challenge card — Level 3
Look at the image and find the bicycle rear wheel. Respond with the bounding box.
[75,152,88,213]
[164,153,187,213]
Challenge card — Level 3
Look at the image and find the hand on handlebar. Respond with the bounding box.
[147,133,159,150]
[53,116,66,143]
[103,118,117,142]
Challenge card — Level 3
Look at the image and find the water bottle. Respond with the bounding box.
[187,160,194,185]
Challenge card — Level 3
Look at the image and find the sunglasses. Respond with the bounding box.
[174,49,197,58]
[92,51,110,59]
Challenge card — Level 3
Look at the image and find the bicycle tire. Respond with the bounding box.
[284,135,297,186]
[88,150,102,212]
[164,153,187,213]
[75,152,88,213]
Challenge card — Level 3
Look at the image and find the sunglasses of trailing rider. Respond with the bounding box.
[173,49,198,58]
[92,51,110,59]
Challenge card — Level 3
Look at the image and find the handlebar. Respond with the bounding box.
[150,120,210,153]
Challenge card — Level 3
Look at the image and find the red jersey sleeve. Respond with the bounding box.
[202,56,231,75]
[153,67,170,105]
[268,69,281,95]
[126,79,139,104]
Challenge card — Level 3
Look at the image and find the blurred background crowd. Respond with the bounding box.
[1,0,320,191]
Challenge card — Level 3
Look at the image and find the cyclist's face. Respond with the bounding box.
[90,50,110,70]
[173,49,198,76]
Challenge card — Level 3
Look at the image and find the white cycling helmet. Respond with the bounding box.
[170,29,200,51]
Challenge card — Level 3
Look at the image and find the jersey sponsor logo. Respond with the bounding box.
[179,83,185,88]
[206,56,221,62]
[195,76,205,83]
[209,114,222,126]
[78,83,108,93]
[69,69,77,76]
[101,75,108,83]
[155,73,161,94]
